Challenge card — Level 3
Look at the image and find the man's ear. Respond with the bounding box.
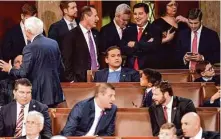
[201,71,205,77]
[105,57,108,64]
[21,14,24,20]
[13,90,16,99]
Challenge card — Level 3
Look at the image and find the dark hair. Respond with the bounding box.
[80,5,95,21]
[21,3,37,16]
[195,61,210,74]
[14,78,32,91]
[133,3,149,14]
[155,80,174,96]
[60,1,76,13]
[188,8,203,21]
[105,46,121,57]
[142,68,162,86]
[94,83,115,97]
[158,1,174,16]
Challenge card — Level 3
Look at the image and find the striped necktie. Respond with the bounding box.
[14,105,25,137]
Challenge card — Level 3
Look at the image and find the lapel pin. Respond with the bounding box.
[145,32,147,35]
[123,75,126,77]
[173,107,176,110]
[33,105,36,108]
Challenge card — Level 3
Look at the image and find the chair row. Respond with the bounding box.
[61,82,217,108]
[87,69,220,82]
[49,107,220,136]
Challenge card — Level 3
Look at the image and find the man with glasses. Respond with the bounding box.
[148,81,196,136]
[0,78,52,137]
[16,111,50,139]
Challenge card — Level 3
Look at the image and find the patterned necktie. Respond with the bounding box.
[190,31,198,70]
[163,106,168,122]
[134,27,143,70]
[69,23,74,30]
[88,30,97,70]
[15,105,25,137]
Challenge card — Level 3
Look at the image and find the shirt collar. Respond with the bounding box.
[79,23,89,34]
[31,34,39,43]
[94,98,103,112]
[113,19,122,30]
[137,22,148,31]
[202,76,213,81]
[164,96,173,109]
[20,21,25,29]
[145,88,152,93]
[191,127,203,139]
[191,25,203,35]
[63,17,76,25]
[109,66,121,73]
[16,101,30,109]
[27,135,39,139]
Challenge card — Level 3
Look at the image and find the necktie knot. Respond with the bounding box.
[139,27,143,32]
[164,106,167,110]
[69,23,74,29]
[21,105,25,109]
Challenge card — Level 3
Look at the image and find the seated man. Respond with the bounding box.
[61,83,117,136]
[16,111,50,139]
[158,123,177,139]
[93,46,140,82]
[140,68,162,107]
[149,81,196,136]
[194,61,218,82]
[181,112,220,139]
[203,76,220,107]
[0,78,52,137]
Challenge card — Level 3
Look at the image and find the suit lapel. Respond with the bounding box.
[61,18,69,32]
[95,109,109,134]
[141,23,150,40]
[198,26,205,53]
[103,69,109,82]
[28,100,37,112]
[87,100,95,132]
[11,101,17,133]
[187,30,191,52]
[119,68,126,82]
[111,22,121,41]
[154,105,166,127]
[171,96,178,123]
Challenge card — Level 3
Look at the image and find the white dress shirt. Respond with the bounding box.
[20,21,28,45]
[109,66,121,73]
[16,102,30,136]
[113,19,123,39]
[190,25,203,53]
[27,135,39,139]
[163,96,173,123]
[79,23,99,69]
[136,22,148,33]
[190,127,203,139]
[63,17,77,30]
[85,99,103,136]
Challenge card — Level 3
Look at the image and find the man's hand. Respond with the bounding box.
[0,60,12,73]
[189,53,204,62]
[128,41,135,48]
[162,29,175,43]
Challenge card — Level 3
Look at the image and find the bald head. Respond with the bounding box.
[181,112,201,137]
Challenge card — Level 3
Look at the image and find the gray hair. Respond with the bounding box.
[27,110,44,125]
[115,3,131,16]
[24,17,43,36]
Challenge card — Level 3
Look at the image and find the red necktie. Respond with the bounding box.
[163,106,168,122]
[15,105,25,137]
[190,31,198,70]
[134,27,143,70]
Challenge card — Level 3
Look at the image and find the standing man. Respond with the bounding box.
[2,3,37,62]
[177,8,220,69]
[48,0,78,52]
[100,3,132,52]
[0,17,64,107]
[121,3,161,69]
[61,83,117,136]
[149,81,196,136]
[0,78,52,137]
[62,5,100,82]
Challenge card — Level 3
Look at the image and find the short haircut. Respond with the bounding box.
[188,8,203,21]
[94,83,115,97]
[115,3,131,16]
[21,3,37,16]
[27,110,44,125]
[14,78,32,91]
[24,17,43,36]
[195,61,210,74]
[158,1,173,16]
[155,80,174,96]
[105,46,121,57]
[60,1,75,13]
[133,3,149,14]
[142,68,162,86]
[80,5,95,21]
[160,123,177,135]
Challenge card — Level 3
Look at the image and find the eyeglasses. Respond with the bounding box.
[167,2,178,7]
[204,66,214,72]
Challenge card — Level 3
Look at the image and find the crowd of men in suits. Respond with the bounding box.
[0,1,220,139]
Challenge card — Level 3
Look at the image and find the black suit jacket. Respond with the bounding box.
[61,97,117,136]
[93,68,140,82]
[149,96,196,136]
[9,34,64,106]
[16,135,50,139]
[0,100,52,137]
[141,89,153,107]
[121,23,161,69]
[181,131,220,139]
[177,26,220,68]
[62,26,100,82]
[194,76,217,82]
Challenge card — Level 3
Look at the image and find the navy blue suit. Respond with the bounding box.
[194,77,217,82]
[121,23,161,69]
[0,100,52,137]
[141,89,153,107]
[177,26,220,68]
[61,97,117,136]
[9,34,64,106]
[93,68,140,82]
[203,99,220,107]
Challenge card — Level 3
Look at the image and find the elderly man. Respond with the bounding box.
[181,112,220,139]
[16,111,50,139]
[0,17,64,107]
[61,83,117,136]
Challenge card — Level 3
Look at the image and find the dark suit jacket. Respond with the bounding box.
[61,97,117,136]
[141,89,153,107]
[203,99,220,107]
[62,26,100,82]
[9,34,64,106]
[177,26,220,68]
[120,23,161,69]
[0,100,52,137]
[16,135,50,139]
[149,96,196,136]
[194,76,217,82]
[181,131,220,139]
[93,68,140,82]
